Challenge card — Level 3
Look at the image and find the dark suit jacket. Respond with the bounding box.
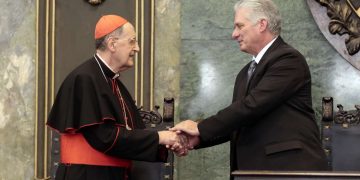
[197,37,328,172]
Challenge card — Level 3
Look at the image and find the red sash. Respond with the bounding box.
[60,133,131,167]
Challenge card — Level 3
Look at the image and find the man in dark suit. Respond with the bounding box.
[171,0,328,172]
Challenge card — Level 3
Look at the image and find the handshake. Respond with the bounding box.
[158,120,200,156]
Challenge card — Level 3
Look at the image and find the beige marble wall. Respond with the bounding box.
[0,0,36,179]
[154,0,181,119]
[153,0,182,179]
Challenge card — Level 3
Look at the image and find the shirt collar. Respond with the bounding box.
[252,36,278,64]
[95,53,120,79]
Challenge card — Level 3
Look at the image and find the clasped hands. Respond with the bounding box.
[158,120,200,156]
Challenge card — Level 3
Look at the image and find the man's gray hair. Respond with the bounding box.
[234,0,281,35]
[95,26,124,50]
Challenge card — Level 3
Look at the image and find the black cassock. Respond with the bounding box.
[47,55,167,180]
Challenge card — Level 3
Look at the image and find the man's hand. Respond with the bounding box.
[158,130,178,145]
[158,120,202,156]
[166,120,202,156]
[158,131,189,155]
[171,133,200,156]
[186,134,200,150]
[170,120,200,136]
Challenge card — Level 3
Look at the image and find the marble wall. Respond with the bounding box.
[0,0,36,179]
[153,0,182,178]
[154,0,181,123]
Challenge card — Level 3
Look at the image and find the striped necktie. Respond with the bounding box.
[247,60,257,83]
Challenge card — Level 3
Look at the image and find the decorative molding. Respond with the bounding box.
[334,104,360,125]
[150,0,155,110]
[140,0,144,107]
[139,98,175,126]
[85,0,104,6]
[139,106,163,125]
[35,0,54,178]
[135,0,139,104]
[315,0,360,55]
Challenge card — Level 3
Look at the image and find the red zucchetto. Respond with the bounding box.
[94,15,128,39]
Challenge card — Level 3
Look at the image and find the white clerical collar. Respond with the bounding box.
[96,53,120,79]
[252,36,278,64]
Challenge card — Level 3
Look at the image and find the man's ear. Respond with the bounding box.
[258,19,268,32]
[107,39,116,52]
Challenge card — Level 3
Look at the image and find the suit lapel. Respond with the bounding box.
[244,37,285,93]
[233,37,286,100]
[233,66,248,101]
